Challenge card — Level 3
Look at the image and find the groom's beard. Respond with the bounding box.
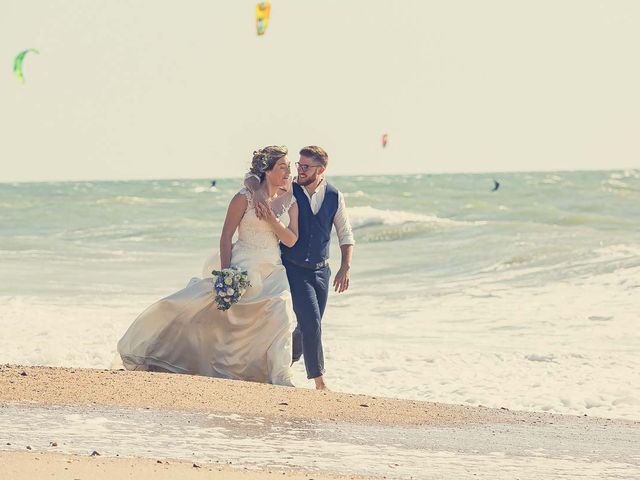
[297,173,319,186]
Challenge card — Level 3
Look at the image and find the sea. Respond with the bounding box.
[1,170,639,420]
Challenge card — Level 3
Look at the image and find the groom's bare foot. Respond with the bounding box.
[313,376,329,391]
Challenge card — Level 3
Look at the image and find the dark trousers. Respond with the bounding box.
[284,261,331,379]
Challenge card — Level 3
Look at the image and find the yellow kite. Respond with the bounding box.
[256,2,271,36]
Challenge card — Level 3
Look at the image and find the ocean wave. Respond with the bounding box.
[477,242,640,290]
[348,206,478,230]
[192,186,222,193]
[342,190,367,198]
[542,175,564,184]
[611,169,640,180]
[602,178,638,192]
[95,196,182,205]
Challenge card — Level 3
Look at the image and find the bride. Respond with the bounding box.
[116,146,299,386]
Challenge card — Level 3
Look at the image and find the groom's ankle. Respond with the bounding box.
[313,376,328,390]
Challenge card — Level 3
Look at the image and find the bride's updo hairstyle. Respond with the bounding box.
[250,146,288,182]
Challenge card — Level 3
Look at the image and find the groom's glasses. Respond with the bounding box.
[295,162,321,173]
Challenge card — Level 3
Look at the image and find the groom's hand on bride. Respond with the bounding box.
[261,204,279,225]
[333,266,350,293]
[255,202,269,220]
[253,191,271,220]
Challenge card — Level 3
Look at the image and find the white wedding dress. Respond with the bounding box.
[117,188,296,386]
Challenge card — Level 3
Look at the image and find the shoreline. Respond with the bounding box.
[2,364,635,427]
[2,365,639,479]
[1,364,493,427]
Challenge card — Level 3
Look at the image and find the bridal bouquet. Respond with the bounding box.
[212,267,251,311]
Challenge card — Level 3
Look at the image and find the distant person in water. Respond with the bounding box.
[492,179,500,191]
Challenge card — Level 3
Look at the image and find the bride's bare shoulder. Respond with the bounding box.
[237,187,252,200]
[228,190,250,210]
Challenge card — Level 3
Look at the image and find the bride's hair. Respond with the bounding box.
[250,146,288,181]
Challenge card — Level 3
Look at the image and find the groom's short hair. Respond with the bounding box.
[299,146,328,167]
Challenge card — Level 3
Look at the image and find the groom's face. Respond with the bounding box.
[296,155,325,186]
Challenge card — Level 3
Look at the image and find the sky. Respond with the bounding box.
[1,0,640,182]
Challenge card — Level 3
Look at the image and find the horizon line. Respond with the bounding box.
[0,165,637,185]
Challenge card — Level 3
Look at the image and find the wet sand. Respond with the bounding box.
[2,365,639,479]
[0,451,364,480]
[0,364,494,427]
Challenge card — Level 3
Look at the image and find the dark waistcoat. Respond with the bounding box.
[281,181,339,264]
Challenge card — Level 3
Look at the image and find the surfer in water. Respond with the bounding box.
[492,179,500,192]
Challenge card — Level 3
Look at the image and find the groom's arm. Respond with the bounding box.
[333,192,355,293]
[334,244,353,293]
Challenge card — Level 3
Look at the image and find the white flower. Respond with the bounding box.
[226,288,235,296]
[218,290,226,297]
[224,297,231,302]
[224,276,233,285]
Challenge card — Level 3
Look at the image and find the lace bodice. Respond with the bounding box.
[235,188,295,251]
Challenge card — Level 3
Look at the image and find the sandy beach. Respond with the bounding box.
[2,365,639,479]
[0,364,504,427]
[0,364,478,479]
[0,451,367,480]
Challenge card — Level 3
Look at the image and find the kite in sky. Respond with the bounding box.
[14,48,39,84]
[382,133,389,148]
[256,2,271,36]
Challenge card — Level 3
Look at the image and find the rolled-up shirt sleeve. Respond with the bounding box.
[334,192,355,246]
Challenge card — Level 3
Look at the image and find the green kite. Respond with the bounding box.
[14,49,39,84]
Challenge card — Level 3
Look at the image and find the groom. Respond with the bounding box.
[248,146,354,390]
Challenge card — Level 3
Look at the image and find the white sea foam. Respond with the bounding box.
[306,266,640,420]
[342,190,367,198]
[347,206,476,229]
[542,175,564,184]
[0,295,148,369]
[96,196,182,205]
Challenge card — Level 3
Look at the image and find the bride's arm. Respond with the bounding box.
[264,202,298,248]
[219,193,248,269]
